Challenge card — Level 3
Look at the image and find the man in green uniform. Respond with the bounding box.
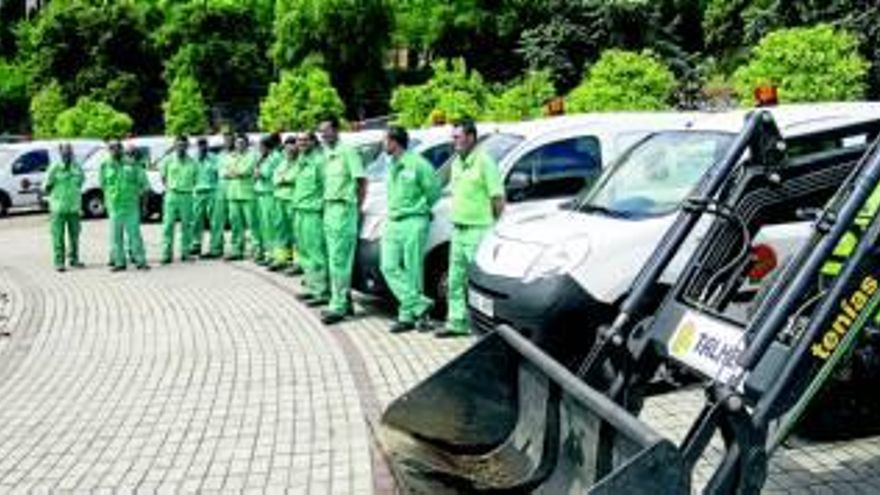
[293,132,329,305]
[223,134,258,261]
[254,134,282,265]
[319,116,366,324]
[101,140,149,271]
[44,143,85,272]
[206,131,234,259]
[270,136,298,271]
[380,126,441,333]
[437,119,504,338]
[160,135,197,264]
[191,137,219,257]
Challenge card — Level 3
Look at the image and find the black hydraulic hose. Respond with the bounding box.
[738,135,880,371]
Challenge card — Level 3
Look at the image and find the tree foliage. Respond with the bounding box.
[54,97,133,139]
[732,24,868,103]
[163,76,209,135]
[258,63,346,132]
[0,59,28,133]
[390,58,488,127]
[484,70,556,122]
[30,81,67,139]
[567,50,677,112]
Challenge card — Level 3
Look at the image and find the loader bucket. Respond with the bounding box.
[380,325,688,494]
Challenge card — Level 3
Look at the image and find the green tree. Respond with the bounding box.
[0,59,28,133]
[153,1,272,125]
[567,49,677,112]
[484,70,556,121]
[163,76,209,135]
[390,58,488,127]
[258,63,345,132]
[30,81,67,138]
[732,24,868,103]
[54,97,133,139]
[16,0,163,132]
[273,0,392,117]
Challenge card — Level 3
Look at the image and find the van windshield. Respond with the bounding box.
[578,131,736,218]
[0,148,16,166]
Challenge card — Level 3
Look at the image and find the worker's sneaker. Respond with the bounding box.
[390,321,415,334]
[320,311,347,325]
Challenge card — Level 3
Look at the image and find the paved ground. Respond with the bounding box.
[1,211,880,494]
[0,213,473,494]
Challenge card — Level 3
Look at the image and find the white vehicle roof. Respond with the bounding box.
[691,102,880,136]
[481,112,699,142]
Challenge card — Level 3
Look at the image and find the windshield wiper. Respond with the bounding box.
[579,203,636,219]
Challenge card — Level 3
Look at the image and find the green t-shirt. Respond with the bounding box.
[221,151,256,201]
[160,154,197,193]
[450,150,503,226]
[322,142,364,203]
[293,150,324,211]
[273,156,298,201]
[194,154,219,193]
[387,151,440,220]
[45,160,84,215]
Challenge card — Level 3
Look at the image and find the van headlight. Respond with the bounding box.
[523,237,591,283]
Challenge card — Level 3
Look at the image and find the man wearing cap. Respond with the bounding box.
[44,143,85,272]
[380,126,441,333]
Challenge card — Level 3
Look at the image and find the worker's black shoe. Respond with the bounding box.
[70,261,85,269]
[305,297,329,308]
[55,266,66,273]
[110,265,126,272]
[390,321,415,334]
[296,293,315,302]
[136,264,151,271]
[320,311,347,325]
[434,328,468,339]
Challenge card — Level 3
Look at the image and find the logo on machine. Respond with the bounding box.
[811,274,879,360]
[668,311,745,381]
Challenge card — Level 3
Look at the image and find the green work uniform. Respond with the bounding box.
[446,150,503,333]
[101,157,148,268]
[44,159,85,269]
[223,151,259,258]
[380,151,441,323]
[323,142,363,314]
[294,150,328,299]
[255,150,282,264]
[209,151,230,257]
[191,153,220,255]
[272,156,297,267]
[160,154,197,262]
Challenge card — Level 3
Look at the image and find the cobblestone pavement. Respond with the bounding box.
[0,214,473,494]
[2,212,880,494]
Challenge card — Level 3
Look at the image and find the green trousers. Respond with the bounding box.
[228,199,259,258]
[324,202,358,314]
[50,212,81,268]
[162,191,194,262]
[191,190,214,254]
[256,193,275,262]
[110,207,146,268]
[381,216,432,323]
[209,190,226,257]
[446,224,489,332]
[296,209,328,299]
[272,199,295,266]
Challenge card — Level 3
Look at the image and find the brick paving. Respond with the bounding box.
[1,212,879,494]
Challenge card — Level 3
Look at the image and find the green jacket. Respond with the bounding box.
[322,142,364,203]
[387,151,441,220]
[221,151,256,201]
[44,160,84,215]
[273,156,298,201]
[255,149,283,194]
[160,154,197,193]
[100,157,148,212]
[292,150,324,211]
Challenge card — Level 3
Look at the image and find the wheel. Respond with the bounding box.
[82,191,106,218]
[0,192,9,217]
[424,245,449,318]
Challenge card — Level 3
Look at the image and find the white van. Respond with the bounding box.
[355,113,698,313]
[0,140,101,216]
[468,103,880,345]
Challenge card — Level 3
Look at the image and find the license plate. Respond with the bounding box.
[468,289,494,318]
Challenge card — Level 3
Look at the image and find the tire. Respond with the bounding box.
[82,190,106,218]
[424,244,450,318]
[0,192,10,217]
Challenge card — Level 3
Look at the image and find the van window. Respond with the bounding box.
[422,142,453,169]
[12,150,50,175]
[506,136,602,202]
